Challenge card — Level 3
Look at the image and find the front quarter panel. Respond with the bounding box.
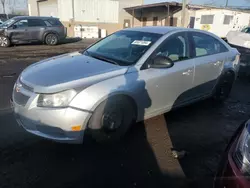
[0,29,6,36]
[69,69,150,121]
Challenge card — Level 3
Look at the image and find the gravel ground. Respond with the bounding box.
[0,39,250,188]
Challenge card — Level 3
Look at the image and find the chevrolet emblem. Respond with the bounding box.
[16,84,22,93]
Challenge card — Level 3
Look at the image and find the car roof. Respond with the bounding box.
[124,26,187,35]
[123,26,225,41]
[12,16,59,20]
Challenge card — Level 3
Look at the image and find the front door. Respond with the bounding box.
[190,32,228,97]
[8,19,29,42]
[188,17,195,28]
[140,32,195,118]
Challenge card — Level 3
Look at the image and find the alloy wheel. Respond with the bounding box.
[101,109,123,132]
[0,37,8,47]
[46,35,57,45]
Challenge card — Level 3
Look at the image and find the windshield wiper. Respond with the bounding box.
[84,51,120,66]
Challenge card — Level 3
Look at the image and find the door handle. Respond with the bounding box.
[214,61,222,66]
[182,69,192,75]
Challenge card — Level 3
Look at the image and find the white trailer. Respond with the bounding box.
[194,9,250,38]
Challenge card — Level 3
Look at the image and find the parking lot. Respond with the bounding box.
[0,39,250,188]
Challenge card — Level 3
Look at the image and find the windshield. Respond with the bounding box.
[0,19,15,27]
[241,27,250,33]
[84,30,162,66]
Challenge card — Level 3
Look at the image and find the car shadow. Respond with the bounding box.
[163,78,250,188]
[58,37,82,45]
[11,37,82,47]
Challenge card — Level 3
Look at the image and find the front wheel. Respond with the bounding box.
[213,72,235,102]
[45,33,58,45]
[0,36,10,47]
[88,96,136,143]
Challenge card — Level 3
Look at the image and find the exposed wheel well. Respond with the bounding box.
[119,95,138,120]
[94,94,138,121]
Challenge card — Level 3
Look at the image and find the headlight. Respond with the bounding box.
[234,123,250,175]
[37,90,77,107]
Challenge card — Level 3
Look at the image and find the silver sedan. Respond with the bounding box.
[12,26,240,143]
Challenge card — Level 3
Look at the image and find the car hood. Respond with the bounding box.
[226,31,250,48]
[20,52,128,93]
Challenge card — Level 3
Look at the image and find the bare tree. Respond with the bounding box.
[0,0,6,14]
[9,0,15,14]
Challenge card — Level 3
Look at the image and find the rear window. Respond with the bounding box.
[45,19,63,26]
[28,19,46,27]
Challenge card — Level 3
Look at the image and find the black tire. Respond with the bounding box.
[0,36,10,47]
[45,33,58,45]
[213,71,235,102]
[88,96,136,143]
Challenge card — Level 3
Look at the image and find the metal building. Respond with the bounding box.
[28,0,143,36]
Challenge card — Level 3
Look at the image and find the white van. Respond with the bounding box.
[194,9,250,38]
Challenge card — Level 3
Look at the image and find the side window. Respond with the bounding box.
[192,33,228,57]
[223,15,233,25]
[200,15,214,24]
[28,19,46,27]
[154,33,189,62]
[45,19,63,26]
[242,27,250,33]
[13,19,28,28]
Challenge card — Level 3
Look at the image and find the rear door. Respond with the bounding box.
[189,32,229,97]
[27,19,47,41]
[45,19,65,38]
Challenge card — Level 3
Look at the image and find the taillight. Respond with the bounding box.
[232,54,240,67]
[235,54,240,64]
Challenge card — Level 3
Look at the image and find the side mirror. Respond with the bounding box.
[11,25,17,29]
[150,55,174,69]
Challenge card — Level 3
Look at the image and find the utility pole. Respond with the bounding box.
[225,0,229,7]
[181,0,187,27]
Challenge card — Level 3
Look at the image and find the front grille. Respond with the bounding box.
[13,90,30,106]
[22,83,33,92]
[36,125,65,138]
[233,152,250,177]
[233,152,243,169]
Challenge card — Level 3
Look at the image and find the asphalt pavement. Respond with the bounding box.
[0,39,250,188]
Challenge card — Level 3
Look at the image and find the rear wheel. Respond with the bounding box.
[0,36,10,47]
[88,96,136,143]
[45,33,58,45]
[213,71,235,102]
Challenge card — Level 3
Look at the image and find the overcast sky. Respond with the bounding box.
[0,0,27,14]
[145,0,250,7]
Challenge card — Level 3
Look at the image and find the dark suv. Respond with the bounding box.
[0,16,67,47]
